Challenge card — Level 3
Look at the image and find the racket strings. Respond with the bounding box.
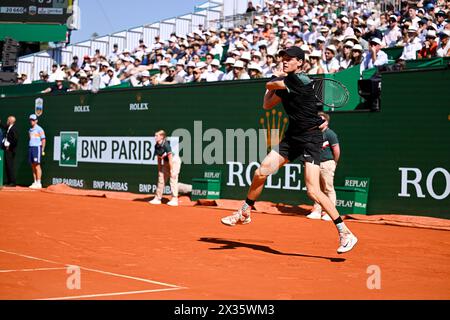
[314,79,349,108]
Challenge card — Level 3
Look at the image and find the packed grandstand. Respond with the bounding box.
[14,0,450,91]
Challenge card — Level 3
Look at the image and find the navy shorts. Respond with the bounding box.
[28,146,42,164]
[275,130,323,165]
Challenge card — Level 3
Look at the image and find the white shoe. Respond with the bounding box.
[221,207,251,226]
[167,198,178,206]
[29,182,42,189]
[321,213,332,221]
[337,233,358,254]
[149,197,162,205]
[306,211,322,220]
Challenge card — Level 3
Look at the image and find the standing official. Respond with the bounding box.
[28,114,46,189]
[149,130,182,207]
[1,116,19,186]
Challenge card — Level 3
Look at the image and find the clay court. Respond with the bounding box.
[1,186,450,300]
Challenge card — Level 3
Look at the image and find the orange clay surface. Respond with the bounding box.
[1,189,450,300]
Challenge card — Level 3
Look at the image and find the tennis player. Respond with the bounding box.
[221,46,358,254]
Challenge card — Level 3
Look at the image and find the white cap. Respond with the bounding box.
[251,51,262,58]
[247,63,262,73]
[233,60,245,68]
[426,30,437,38]
[140,70,150,77]
[211,59,221,67]
[169,36,178,43]
[352,44,364,51]
[159,60,168,67]
[316,36,326,43]
[245,24,254,32]
[224,57,236,65]
[369,37,382,45]
[240,51,251,61]
[344,41,355,48]
[300,44,311,53]
[186,61,196,67]
[407,26,418,33]
[309,50,322,58]
[55,74,65,81]
[176,59,186,66]
[196,61,207,69]
[69,77,79,85]
[326,44,337,53]
[341,17,349,23]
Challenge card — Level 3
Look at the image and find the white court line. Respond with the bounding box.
[0,249,183,289]
[0,267,66,273]
[37,287,184,300]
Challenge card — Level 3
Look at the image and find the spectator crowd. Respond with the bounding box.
[16,0,450,91]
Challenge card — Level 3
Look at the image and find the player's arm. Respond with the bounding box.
[263,89,281,110]
[41,87,52,94]
[41,138,46,155]
[331,143,340,164]
[266,80,286,91]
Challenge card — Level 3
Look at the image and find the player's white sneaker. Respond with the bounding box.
[29,182,42,189]
[337,232,358,254]
[167,197,178,207]
[321,213,332,221]
[221,208,251,226]
[149,197,162,205]
[306,210,322,220]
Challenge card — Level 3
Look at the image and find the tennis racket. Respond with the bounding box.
[312,78,349,109]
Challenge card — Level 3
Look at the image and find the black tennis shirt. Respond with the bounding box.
[275,72,324,137]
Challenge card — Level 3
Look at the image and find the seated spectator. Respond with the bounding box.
[67,78,80,92]
[349,44,364,67]
[222,57,235,81]
[418,30,438,59]
[322,45,340,73]
[437,30,450,57]
[195,62,208,81]
[78,72,91,90]
[184,61,196,82]
[360,37,388,72]
[246,1,256,13]
[156,61,169,82]
[339,41,354,70]
[33,71,49,83]
[231,60,250,80]
[399,26,422,60]
[248,63,263,79]
[41,75,67,94]
[206,59,224,82]
[100,67,120,88]
[48,63,60,82]
[383,15,402,47]
[308,50,324,74]
[19,73,32,84]
[133,70,152,87]
[192,68,206,82]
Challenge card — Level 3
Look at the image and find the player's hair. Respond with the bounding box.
[155,130,166,138]
[318,111,330,122]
